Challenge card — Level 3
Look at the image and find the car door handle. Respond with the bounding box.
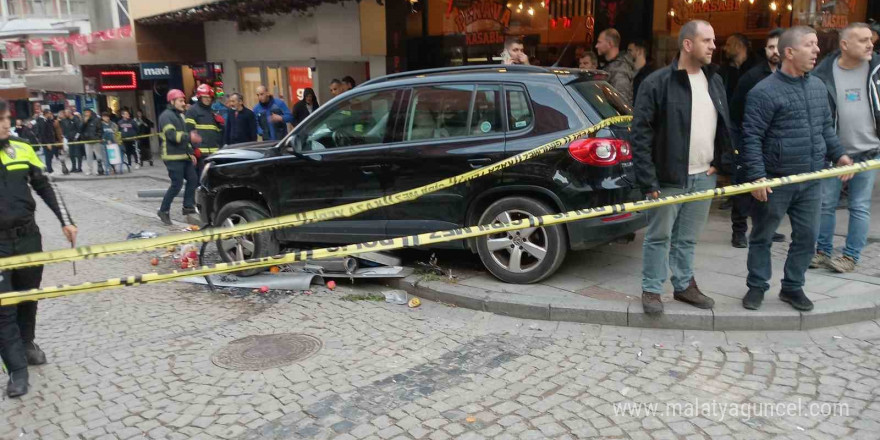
[468,158,493,169]
[360,165,383,175]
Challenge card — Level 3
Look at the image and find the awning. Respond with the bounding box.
[0,88,30,100]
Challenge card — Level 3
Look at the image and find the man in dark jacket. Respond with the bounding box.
[627,40,654,103]
[135,110,154,166]
[728,28,786,248]
[253,85,292,141]
[720,33,758,105]
[60,110,82,172]
[292,88,319,127]
[117,109,138,169]
[223,93,257,145]
[631,20,730,315]
[79,109,104,175]
[158,89,201,226]
[812,23,880,274]
[185,84,223,173]
[596,28,635,104]
[740,26,853,311]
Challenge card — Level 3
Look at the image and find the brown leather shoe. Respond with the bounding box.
[642,291,663,315]
[673,278,715,309]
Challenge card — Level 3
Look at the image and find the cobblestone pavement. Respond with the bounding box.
[1,178,880,440]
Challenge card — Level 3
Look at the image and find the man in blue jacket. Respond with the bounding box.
[223,93,257,145]
[740,26,853,311]
[253,85,292,141]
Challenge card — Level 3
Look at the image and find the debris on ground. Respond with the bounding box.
[416,253,457,281]
[181,272,324,291]
[126,231,159,240]
[341,293,385,302]
[383,290,408,305]
[326,280,337,290]
[408,297,421,308]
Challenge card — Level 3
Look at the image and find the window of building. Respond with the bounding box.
[4,60,25,72]
[115,0,129,26]
[304,89,399,150]
[33,48,66,69]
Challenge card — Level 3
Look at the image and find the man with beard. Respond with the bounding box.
[728,28,787,248]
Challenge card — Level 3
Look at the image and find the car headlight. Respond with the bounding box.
[200,161,212,186]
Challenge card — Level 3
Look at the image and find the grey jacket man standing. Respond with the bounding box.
[596,28,635,104]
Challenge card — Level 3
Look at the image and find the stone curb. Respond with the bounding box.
[391,275,880,331]
[53,174,170,183]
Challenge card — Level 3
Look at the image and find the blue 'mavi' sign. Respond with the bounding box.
[140,63,173,80]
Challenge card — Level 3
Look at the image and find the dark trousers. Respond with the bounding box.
[160,160,197,213]
[731,193,753,235]
[123,141,137,166]
[42,147,56,173]
[70,155,82,171]
[0,224,43,374]
[747,181,821,292]
[138,139,152,163]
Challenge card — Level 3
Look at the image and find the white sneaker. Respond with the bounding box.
[134,164,141,170]
[84,171,92,176]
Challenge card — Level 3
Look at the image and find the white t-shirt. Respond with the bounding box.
[688,70,718,175]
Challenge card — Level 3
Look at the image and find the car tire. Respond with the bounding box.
[214,200,279,277]
[475,197,567,284]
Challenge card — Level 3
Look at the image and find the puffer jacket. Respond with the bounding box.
[740,70,846,182]
[158,105,193,161]
[603,53,636,104]
[79,115,102,142]
[812,51,880,141]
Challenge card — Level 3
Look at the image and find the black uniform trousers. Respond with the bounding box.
[0,221,42,374]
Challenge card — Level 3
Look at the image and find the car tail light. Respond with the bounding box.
[568,138,632,166]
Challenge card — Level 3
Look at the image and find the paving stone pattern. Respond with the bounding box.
[2,176,880,439]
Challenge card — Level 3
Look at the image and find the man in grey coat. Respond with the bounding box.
[596,28,635,104]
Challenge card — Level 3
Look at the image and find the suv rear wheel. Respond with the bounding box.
[214,201,279,277]
[475,197,567,284]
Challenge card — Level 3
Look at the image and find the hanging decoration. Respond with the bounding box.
[49,36,68,52]
[4,41,23,59]
[25,39,44,56]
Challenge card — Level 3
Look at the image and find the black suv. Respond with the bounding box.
[197,65,646,283]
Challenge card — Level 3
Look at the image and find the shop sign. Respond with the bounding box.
[452,0,512,46]
[100,70,137,91]
[669,0,739,24]
[140,63,173,80]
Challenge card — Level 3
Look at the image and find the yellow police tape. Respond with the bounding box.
[0,159,876,306]
[0,115,633,271]
[32,133,158,148]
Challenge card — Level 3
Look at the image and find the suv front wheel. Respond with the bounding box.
[214,200,279,277]
[475,197,567,284]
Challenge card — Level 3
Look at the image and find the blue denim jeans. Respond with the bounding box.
[642,173,717,294]
[160,160,197,213]
[747,180,821,292]
[816,166,877,262]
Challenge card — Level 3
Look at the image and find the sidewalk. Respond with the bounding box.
[397,179,880,331]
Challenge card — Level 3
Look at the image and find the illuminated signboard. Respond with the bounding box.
[100,71,137,90]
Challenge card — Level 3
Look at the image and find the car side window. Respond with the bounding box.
[303,89,397,151]
[506,85,533,131]
[405,85,474,141]
[470,85,503,136]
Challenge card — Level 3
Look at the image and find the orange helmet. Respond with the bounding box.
[196,84,214,98]
[166,89,185,103]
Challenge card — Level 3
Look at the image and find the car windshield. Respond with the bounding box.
[567,80,632,123]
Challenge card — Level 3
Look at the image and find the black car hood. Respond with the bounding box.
[211,140,278,162]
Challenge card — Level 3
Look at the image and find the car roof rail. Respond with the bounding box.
[361,64,549,87]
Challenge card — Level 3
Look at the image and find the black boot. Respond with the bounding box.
[731,232,748,248]
[157,210,172,226]
[780,288,814,311]
[742,288,765,310]
[24,342,46,365]
[6,368,28,398]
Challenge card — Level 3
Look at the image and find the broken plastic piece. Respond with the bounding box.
[384,290,408,305]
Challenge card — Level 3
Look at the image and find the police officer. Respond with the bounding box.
[185,84,223,174]
[158,90,201,226]
[0,98,77,397]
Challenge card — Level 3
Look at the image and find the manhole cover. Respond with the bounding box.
[212,334,322,371]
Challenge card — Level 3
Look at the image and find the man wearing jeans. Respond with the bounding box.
[740,26,853,311]
[632,20,731,315]
[812,23,880,273]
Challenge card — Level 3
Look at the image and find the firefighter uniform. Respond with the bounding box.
[158,104,198,223]
[1,136,74,397]
[185,101,222,174]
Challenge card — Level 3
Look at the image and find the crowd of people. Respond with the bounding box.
[12,106,155,176]
[630,20,879,315]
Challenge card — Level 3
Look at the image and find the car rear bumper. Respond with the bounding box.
[566,211,647,251]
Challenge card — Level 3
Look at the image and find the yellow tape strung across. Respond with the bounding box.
[32,133,159,148]
[0,115,633,271]
[1,159,876,306]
